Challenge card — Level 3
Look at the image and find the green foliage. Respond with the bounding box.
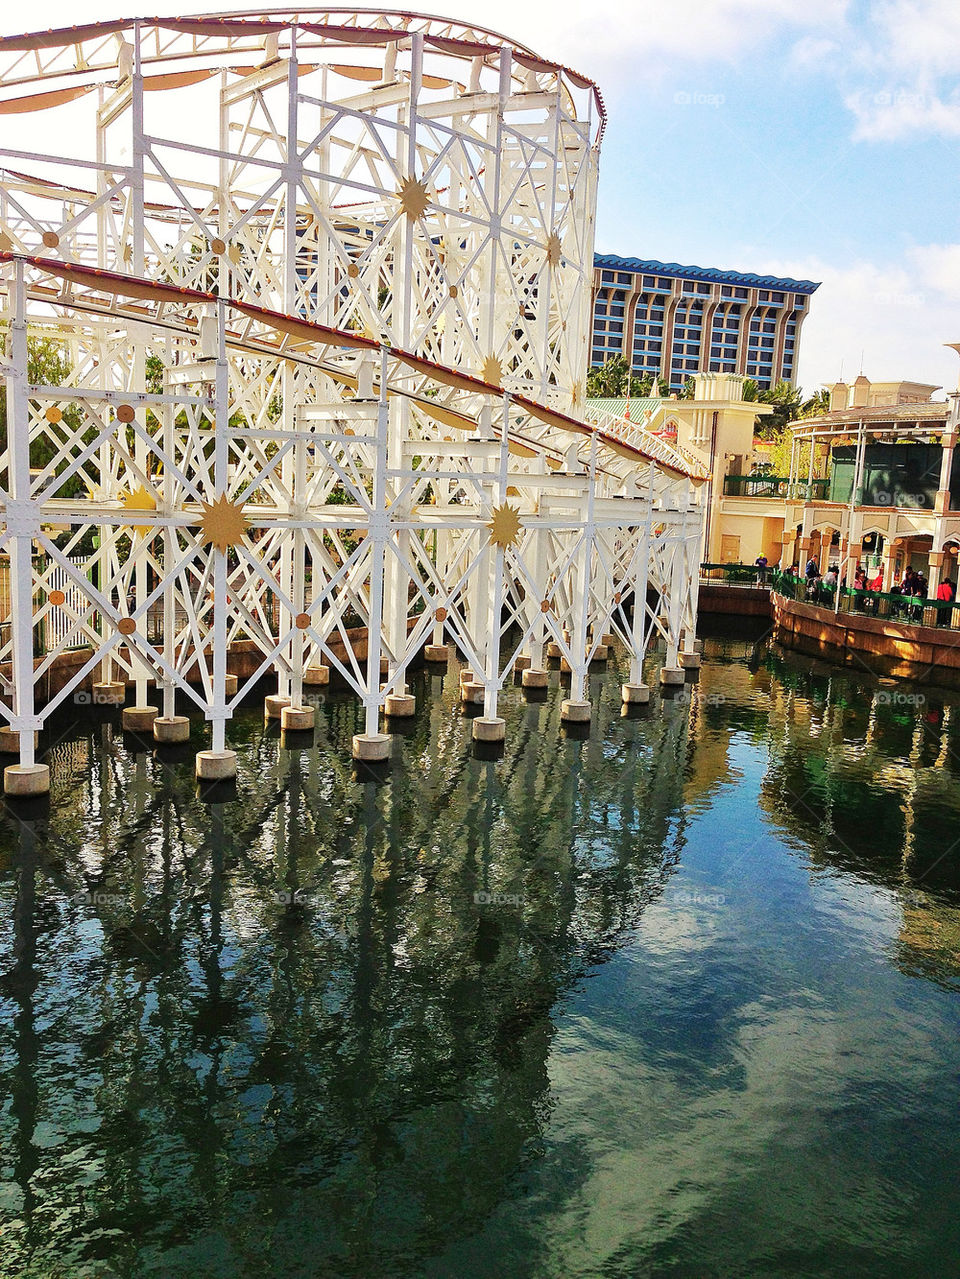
[802,388,831,417]
[762,386,832,473]
[586,355,669,399]
[752,382,831,439]
[0,333,92,498]
[752,380,804,439]
[145,353,165,395]
[766,434,819,478]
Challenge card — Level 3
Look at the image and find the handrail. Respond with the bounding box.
[722,475,830,500]
[584,405,710,480]
[770,571,960,628]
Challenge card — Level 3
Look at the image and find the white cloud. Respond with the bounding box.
[789,35,843,69]
[363,0,850,85]
[838,0,960,139]
[759,252,960,392]
[845,86,960,140]
[7,0,955,144]
[908,242,960,294]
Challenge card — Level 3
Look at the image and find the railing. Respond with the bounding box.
[722,475,831,501]
[0,558,398,659]
[583,405,710,479]
[770,570,960,631]
[700,562,771,587]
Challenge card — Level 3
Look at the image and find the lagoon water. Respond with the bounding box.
[2,629,960,1278]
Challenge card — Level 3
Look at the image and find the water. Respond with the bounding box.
[3,633,960,1278]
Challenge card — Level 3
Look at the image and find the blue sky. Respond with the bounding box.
[3,0,958,394]
[447,0,960,394]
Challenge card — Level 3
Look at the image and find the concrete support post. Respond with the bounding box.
[4,261,48,797]
[353,347,391,763]
[198,299,237,781]
[928,550,944,597]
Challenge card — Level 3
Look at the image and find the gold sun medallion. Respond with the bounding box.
[121,484,157,535]
[486,502,522,549]
[398,177,430,220]
[481,355,502,387]
[200,494,248,552]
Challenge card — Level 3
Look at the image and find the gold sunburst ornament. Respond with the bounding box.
[487,502,523,549]
[398,176,430,220]
[200,494,248,552]
[481,355,503,387]
[121,484,157,535]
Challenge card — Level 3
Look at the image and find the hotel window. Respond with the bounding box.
[747,306,776,381]
[631,293,669,373]
[707,301,740,372]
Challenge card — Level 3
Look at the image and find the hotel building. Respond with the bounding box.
[590,255,820,392]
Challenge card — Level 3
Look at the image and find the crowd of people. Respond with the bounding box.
[775,556,957,621]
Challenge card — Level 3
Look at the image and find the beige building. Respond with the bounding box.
[589,370,960,583]
[589,371,778,565]
[781,376,960,592]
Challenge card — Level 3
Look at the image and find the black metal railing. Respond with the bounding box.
[700,562,771,587]
[770,570,960,630]
[722,475,831,501]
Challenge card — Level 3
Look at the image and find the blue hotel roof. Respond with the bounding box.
[595,254,820,294]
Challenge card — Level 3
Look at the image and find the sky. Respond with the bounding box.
[2,0,959,395]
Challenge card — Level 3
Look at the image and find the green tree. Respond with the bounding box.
[0,334,92,497]
[753,380,804,438]
[801,387,830,417]
[586,355,669,399]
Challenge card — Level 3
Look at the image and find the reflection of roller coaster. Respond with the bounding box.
[0,13,705,794]
[0,670,693,1273]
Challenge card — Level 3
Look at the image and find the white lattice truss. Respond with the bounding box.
[0,12,705,766]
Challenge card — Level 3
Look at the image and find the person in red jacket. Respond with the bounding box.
[937,577,955,626]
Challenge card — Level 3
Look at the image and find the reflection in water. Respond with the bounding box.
[3,640,960,1277]
[0,662,689,1277]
